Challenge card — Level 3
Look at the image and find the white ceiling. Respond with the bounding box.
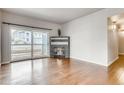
[2,8,103,24]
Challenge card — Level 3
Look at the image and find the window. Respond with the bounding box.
[11,27,49,62]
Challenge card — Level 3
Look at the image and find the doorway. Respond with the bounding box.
[11,26,49,62]
[108,13,124,66]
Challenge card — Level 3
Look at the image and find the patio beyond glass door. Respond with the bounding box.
[11,27,49,62]
[33,31,49,58]
[11,29,32,61]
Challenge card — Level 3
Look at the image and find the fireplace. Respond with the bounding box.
[53,47,65,58]
[50,36,70,58]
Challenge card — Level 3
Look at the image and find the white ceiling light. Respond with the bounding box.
[111,21,117,32]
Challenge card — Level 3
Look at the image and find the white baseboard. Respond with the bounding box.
[108,57,119,66]
[70,56,107,67]
[1,61,10,65]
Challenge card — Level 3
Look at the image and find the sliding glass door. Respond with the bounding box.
[33,31,49,59]
[11,28,32,61]
[11,26,49,62]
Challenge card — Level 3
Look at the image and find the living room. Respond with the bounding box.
[0,8,124,85]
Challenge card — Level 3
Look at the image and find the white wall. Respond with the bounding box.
[0,10,2,65]
[1,11,61,64]
[108,18,118,66]
[118,31,124,54]
[62,8,124,66]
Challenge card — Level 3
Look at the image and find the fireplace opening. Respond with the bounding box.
[53,47,65,58]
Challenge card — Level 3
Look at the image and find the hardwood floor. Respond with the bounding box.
[108,55,124,84]
[0,56,124,85]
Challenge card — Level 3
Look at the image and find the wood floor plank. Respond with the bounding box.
[0,56,124,85]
